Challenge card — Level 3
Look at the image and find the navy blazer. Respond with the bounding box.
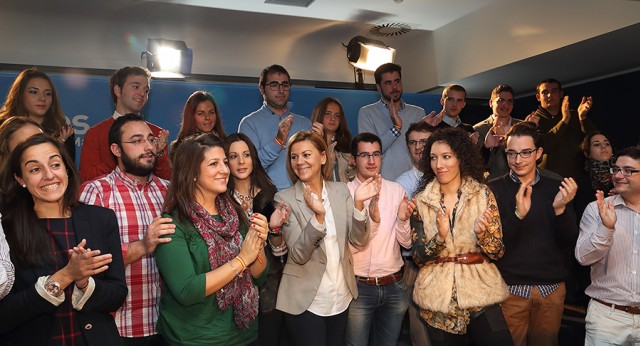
[0,204,127,346]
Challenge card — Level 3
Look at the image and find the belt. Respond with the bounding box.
[432,253,488,265]
[356,269,403,286]
[594,298,640,315]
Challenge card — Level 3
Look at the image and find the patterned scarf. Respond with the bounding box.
[586,157,615,193]
[188,196,258,329]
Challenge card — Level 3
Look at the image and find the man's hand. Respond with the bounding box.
[561,96,571,125]
[577,96,593,121]
[422,111,444,126]
[276,115,293,143]
[595,190,616,230]
[389,101,402,128]
[469,131,479,145]
[397,194,416,222]
[515,179,533,219]
[483,127,504,148]
[525,112,540,126]
[552,177,578,215]
[141,217,175,254]
[156,130,170,152]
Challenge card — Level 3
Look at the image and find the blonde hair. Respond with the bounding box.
[285,131,333,184]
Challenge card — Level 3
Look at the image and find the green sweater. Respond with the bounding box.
[155,212,268,346]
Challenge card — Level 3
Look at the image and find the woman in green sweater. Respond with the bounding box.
[156,133,268,345]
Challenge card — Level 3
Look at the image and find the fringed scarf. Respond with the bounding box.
[188,196,258,329]
[586,157,615,194]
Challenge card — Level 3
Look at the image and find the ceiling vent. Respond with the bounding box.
[370,22,412,37]
[264,0,316,7]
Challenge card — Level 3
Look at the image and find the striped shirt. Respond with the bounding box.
[0,216,15,299]
[576,194,640,306]
[79,167,169,337]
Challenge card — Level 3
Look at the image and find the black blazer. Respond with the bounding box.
[0,204,127,346]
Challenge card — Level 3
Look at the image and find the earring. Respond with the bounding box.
[194,178,197,181]
[22,184,26,188]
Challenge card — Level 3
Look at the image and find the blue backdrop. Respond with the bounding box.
[0,71,442,164]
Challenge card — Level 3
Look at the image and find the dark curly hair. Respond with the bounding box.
[416,127,485,192]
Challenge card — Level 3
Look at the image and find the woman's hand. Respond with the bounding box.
[64,239,113,283]
[473,209,492,238]
[57,124,74,142]
[269,201,291,229]
[249,213,269,244]
[238,228,263,265]
[436,207,450,242]
[303,184,325,216]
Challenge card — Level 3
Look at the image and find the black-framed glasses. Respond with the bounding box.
[121,137,160,147]
[408,139,429,147]
[266,81,291,91]
[356,152,382,160]
[610,167,640,177]
[505,148,538,159]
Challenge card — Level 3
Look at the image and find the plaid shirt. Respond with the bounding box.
[42,218,86,346]
[79,166,169,338]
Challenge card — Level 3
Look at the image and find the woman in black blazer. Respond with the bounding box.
[0,134,127,345]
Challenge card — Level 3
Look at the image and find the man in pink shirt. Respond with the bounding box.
[345,132,415,346]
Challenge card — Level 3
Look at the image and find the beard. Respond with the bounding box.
[121,151,155,177]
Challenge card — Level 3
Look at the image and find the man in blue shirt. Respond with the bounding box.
[238,64,312,190]
[358,63,435,181]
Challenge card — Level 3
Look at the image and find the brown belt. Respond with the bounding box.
[594,298,640,315]
[433,253,488,265]
[356,269,403,286]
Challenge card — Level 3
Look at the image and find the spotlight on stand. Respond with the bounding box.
[346,36,395,71]
[141,38,193,79]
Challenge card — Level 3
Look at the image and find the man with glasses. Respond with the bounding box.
[488,122,578,346]
[345,133,414,346]
[474,84,522,180]
[395,121,435,346]
[358,63,430,181]
[80,113,174,345]
[525,78,596,179]
[576,146,640,345]
[238,64,312,190]
[80,66,171,182]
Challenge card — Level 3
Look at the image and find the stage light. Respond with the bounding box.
[141,38,192,79]
[346,36,395,71]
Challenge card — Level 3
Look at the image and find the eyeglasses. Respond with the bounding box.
[121,137,160,147]
[356,152,382,160]
[265,81,291,91]
[505,148,538,159]
[610,167,640,177]
[408,139,429,147]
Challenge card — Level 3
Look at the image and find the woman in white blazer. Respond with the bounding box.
[274,131,378,346]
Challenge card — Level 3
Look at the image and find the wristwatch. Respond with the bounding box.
[45,277,63,297]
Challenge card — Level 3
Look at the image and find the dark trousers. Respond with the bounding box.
[258,308,290,346]
[121,335,167,346]
[284,309,348,346]
[426,304,514,346]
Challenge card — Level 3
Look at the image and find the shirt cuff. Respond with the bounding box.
[353,207,367,221]
[310,215,326,231]
[72,277,95,310]
[390,126,401,137]
[35,276,65,306]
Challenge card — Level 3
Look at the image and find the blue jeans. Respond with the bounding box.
[344,278,410,346]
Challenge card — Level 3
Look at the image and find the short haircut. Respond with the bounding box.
[374,63,401,85]
[536,78,562,94]
[506,121,541,148]
[259,64,290,86]
[616,146,640,162]
[108,113,146,146]
[405,122,437,144]
[490,84,515,100]
[351,132,382,157]
[285,131,333,183]
[109,66,151,104]
[442,84,466,100]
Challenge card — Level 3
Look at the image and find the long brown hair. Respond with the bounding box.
[164,133,248,227]
[0,68,67,135]
[2,133,79,266]
[285,131,333,184]
[224,133,276,198]
[309,97,352,153]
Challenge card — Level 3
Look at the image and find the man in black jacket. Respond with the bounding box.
[488,122,578,346]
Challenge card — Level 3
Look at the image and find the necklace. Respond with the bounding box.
[439,189,462,232]
[233,190,253,202]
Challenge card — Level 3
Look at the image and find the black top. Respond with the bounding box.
[488,173,578,285]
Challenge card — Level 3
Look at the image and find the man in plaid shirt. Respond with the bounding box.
[80,113,175,345]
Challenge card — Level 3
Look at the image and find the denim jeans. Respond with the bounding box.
[344,278,410,346]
